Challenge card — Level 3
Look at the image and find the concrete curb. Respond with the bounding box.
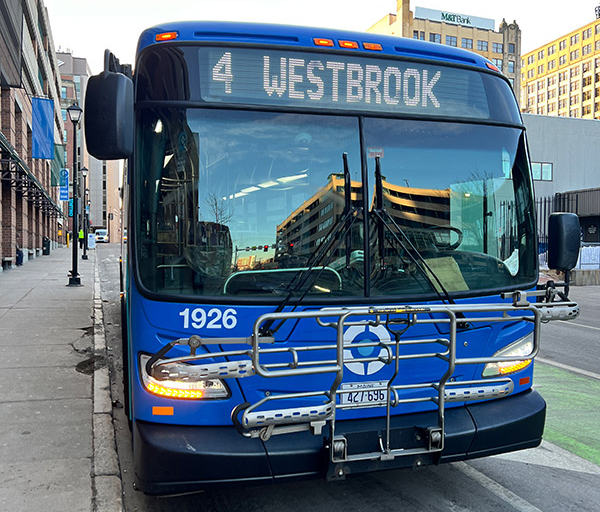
[93,256,124,512]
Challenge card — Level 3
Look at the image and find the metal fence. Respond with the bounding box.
[536,194,579,269]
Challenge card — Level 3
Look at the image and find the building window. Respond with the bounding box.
[570,67,580,77]
[477,40,488,51]
[570,34,579,45]
[559,55,567,66]
[527,55,535,65]
[508,60,515,73]
[582,105,592,115]
[531,162,553,181]
[570,81,580,91]
[508,43,516,54]
[413,30,419,39]
[538,64,544,74]
[583,28,592,40]
[548,102,556,112]
[429,33,441,44]
[528,69,535,79]
[493,59,503,72]
[583,76,592,86]
[570,50,579,61]
[559,39,567,50]
[570,94,579,105]
[446,35,457,47]
[583,44,592,56]
[582,90,592,101]
[537,106,545,115]
[537,93,545,102]
[596,24,600,35]
[61,86,67,99]
[537,80,545,90]
[547,76,557,87]
[548,59,556,70]
[548,44,556,55]
[461,37,473,49]
[492,42,503,53]
[538,49,545,60]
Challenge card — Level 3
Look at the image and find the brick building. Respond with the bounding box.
[1,0,64,270]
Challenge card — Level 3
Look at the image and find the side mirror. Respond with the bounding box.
[84,71,133,160]
[548,212,580,271]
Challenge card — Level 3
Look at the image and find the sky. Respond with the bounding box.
[44,0,600,75]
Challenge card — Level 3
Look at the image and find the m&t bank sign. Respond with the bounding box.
[414,7,495,31]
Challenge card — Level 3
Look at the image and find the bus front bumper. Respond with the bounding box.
[133,389,546,495]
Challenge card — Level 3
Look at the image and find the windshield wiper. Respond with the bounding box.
[371,157,467,320]
[259,153,361,336]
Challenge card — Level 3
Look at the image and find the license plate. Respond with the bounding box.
[340,381,387,407]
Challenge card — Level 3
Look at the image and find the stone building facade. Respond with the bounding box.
[367,1,521,98]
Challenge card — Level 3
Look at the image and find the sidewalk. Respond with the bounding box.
[0,247,121,511]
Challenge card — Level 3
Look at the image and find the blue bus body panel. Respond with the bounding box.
[129,278,536,427]
[136,21,493,70]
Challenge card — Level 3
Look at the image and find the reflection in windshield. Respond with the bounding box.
[135,108,536,299]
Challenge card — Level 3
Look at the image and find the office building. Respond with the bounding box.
[367,1,521,94]
[521,10,600,118]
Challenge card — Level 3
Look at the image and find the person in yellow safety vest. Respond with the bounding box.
[79,228,84,249]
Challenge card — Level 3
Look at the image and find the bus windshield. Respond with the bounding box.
[135,106,536,299]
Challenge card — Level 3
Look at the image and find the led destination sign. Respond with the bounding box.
[199,47,491,119]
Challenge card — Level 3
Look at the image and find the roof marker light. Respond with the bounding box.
[155,31,178,42]
[314,38,334,47]
[363,42,383,51]
[338,40,359,49]
[486,62,500,72]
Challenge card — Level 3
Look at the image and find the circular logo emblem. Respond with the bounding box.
[343,325,390,376]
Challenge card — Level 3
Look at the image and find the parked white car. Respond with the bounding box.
[95,229,109,243]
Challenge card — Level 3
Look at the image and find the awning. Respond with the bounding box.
[0,129,64,218]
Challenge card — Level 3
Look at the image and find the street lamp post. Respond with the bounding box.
[67,103,83,286]
[81,167,89,260]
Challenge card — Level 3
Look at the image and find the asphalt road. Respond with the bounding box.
[96,244,600,511]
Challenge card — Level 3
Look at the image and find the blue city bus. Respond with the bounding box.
[84,21,581,495]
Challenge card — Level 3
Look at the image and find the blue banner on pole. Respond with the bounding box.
[59,169,69,200]
[32,97,54,159]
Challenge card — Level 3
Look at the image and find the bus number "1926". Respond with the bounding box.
[179,308,238,330]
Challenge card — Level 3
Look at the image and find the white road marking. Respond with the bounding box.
[454,461,543,512]
[492,440,600,475]
[537,357,600,381]
[558,320,600,331]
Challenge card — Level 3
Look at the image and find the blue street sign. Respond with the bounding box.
[68,198,73,217]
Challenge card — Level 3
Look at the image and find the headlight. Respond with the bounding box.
[140,354,230,399]
[482,332,534,378]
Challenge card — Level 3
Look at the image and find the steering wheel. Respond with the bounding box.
[430,225,463,251]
